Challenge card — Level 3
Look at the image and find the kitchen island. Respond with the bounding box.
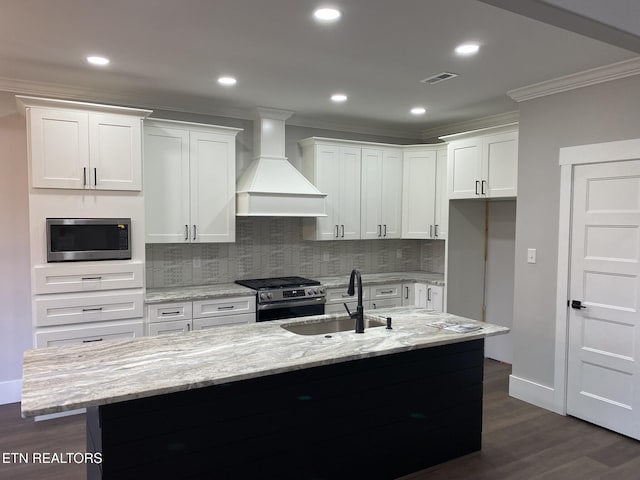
[22,307,508,479]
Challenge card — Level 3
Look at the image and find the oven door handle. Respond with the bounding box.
[257,297,326,311]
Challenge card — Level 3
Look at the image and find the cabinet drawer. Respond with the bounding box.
[370,298,402,310]
[34,290,144,327]
[371,284,401,299]
[35,319,144,348]
[326,287,369,304]
[147,302,193,323]
[148,320,192,336]
[192,296,256,318]
[193,313,255,330]
[34,262,144,294]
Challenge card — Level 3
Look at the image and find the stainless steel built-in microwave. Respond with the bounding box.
[46,218,132,262]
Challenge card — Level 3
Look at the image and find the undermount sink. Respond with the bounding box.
[282,314,386,336]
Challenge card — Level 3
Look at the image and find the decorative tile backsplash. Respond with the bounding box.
[146,217,445,288]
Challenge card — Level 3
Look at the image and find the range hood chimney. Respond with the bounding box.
[236,107,327,217]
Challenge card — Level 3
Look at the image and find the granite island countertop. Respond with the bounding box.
[21,306,506,418]
[145,271,444,303]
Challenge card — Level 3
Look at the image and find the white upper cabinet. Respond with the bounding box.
[300,139,361,240]
[401,145,447,240]
[444,125,518,200]
[17,96,151,191]
[361,147,403,239]
[144,119,241,243]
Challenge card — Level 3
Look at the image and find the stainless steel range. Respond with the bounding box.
[235,276,326,322]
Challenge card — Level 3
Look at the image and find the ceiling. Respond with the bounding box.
[0,0,637,139]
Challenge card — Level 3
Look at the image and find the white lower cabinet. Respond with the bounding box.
[35,319,144,348]
[147,296,256,335]
[34,290,144,327]
[402,283,444,312]
[325,284,401,314]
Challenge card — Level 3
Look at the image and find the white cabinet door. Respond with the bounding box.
[144,125,190,243]
[147,301,193,323]
[24,99,146,191]
[148,320,192,336]
[380,148,403,238]
[89,113,142,190]
[371,298,402,310]
[144,120,239,244]
[313,144,342,240]
[360,148,383,239]
[34,262,144,294]
[34,290,144,327]
[448,138,482,199]
[192,296,256,318]
[193,313,255,329]
[189,131,236,242]
[29,107,89,189]
[338,146,362,240]
[427,285,444,312]
[402,148,437,238]
[483,132,518,198]
[35,320,144,348]
[434,147,448,239]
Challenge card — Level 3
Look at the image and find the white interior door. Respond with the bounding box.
[567,159,640,440]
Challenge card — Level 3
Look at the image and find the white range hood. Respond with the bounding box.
[236,108,327,217]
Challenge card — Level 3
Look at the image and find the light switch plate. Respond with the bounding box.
[527,248,537,264]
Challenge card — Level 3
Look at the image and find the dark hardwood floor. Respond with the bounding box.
[1,359,638,479]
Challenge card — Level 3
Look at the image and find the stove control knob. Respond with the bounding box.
[259,293,266,301]
[319,287,325,294]
[267,292,272,300]
[313,288,319,295]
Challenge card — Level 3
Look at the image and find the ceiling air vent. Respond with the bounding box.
[420,72,459,85]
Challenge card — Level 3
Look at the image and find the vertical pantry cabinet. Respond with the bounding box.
[144,119,242,243]
[401,144,448,240]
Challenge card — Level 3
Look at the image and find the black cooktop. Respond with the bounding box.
[235,276,320,291]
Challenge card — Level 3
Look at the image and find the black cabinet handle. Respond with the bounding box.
[83,167,87,186]
[475,180,480,195]
[81,276,102,281]
[434,224,439,238]
[571,300,587,310]
[383,224,387,237]
[341,225,345,238]
[82,338,103,343]
[377,224,381,237]
[481,180,487,195]
[335,225,339,238]
[193,225,197,241]
[185,225,189,240]
[94,167,97,186]
[161,311,181,316]
[82,307,103,312]
[404,286,409,299]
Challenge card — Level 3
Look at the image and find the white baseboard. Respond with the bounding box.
[0,379,22,405]
[509,374,562,414]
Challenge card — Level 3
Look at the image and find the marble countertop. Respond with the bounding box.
[145,271,444,303]
[21,306,506,418]
[316,271,444,289]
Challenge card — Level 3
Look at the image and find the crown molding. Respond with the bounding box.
[420,110,520,141]
[508,57,640,102]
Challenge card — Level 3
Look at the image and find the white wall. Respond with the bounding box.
[484,200,516,363]
[511,74,640,409]
[0,94,32,403]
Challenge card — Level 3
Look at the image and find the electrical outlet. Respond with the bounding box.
[527,248,537,264]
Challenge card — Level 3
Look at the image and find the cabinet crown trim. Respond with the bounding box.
[299,136,444,150]
[144,118,243,134]
[439,123,518,142]
[16,95,152,117]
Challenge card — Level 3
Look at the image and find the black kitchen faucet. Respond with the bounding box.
[344,269,365,333]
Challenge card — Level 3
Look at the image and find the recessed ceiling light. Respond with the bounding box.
[314,7,341,22]
[455,43,480,56]
[217,76,237,86]
[87,56,110,66]
[410,107,426,115]
[331,93,347,102]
